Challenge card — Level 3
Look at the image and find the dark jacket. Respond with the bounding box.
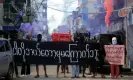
[98,44,106,63]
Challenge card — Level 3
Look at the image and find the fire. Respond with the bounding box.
[104,0,113,27]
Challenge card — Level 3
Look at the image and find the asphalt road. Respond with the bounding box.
[3,65,133,80]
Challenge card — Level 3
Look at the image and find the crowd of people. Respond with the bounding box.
[13,33,124,79]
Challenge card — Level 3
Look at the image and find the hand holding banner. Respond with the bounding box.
[104,45,125,65]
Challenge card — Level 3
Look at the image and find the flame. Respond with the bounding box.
[104,0,113,27]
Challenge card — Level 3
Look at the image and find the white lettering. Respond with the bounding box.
[90,50,94,58]
[45,50,49,57]
[12,41,100,63]
[41,50,45,57]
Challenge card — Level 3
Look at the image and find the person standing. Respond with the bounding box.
[110,37,120,78]
[61,65,69,73]
[21,35,31,76]
[86,62,92,75]
[13,32,24,78]
[71,35,80,78]
[97,43,106,78]
[79,35,86,77]
[71,65,79,78]
[34,34,48,78]
[66,65,69,73]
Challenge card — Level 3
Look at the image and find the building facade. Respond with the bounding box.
[67,15,73,34]
[62,0,78,24]
[3,0,26,26]
[126,0,133,68]
[31,0,48,40]
[77,0,107,37]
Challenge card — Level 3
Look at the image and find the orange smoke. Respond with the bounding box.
[104,0,113,27]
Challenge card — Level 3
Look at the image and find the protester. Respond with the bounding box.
[71,65,79,78]
[110,37,120,78]
[14,63,20,78]
[86,63,92,75]
[21,35,31,76]
[61,65,64,73]
[34,34,48,78]
[120,65,123,77]
[14,42,20,78]
[61,65,69,73]
[89,58,97,78]
[79,35,86,77]
[61,66,69,74]
[66,65,69,73]
[13,32,23,78]
[70,36,80,78]
[97,43,106,78]
[56,65,60,77]
[57,65,66,77]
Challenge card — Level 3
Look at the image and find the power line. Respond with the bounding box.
[46,6,132,14]
[37,0,46,12]
[2,3,132,14]
[47,6,72,13]
[48,0,77,6]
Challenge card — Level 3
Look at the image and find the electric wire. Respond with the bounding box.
[48,0,77,6]
[3,2,133,14]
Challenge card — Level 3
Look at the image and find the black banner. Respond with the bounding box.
[10,40,100,65]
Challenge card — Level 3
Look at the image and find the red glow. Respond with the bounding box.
[104,0,113,27]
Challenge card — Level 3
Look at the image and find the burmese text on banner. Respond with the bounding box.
[104,45,125,65]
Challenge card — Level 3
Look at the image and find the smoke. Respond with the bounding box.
[104,0,113,27]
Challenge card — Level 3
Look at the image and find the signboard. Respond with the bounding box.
[118,8,130,17]
[11,40,100,65]
[51,33,71,42]
[104,45,125,65]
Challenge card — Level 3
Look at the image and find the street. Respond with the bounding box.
[11,65,133,80]
[0,0,133,80]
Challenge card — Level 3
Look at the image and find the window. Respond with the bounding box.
[0,40,10,52]
[4,41,10,51]
[0,40,6,52]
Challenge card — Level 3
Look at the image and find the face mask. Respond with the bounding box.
[112,37,117,45]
